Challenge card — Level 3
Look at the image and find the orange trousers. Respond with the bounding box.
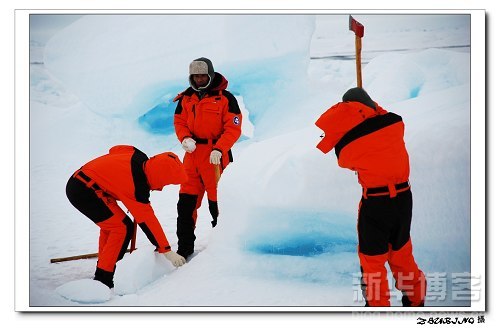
[66,174,133,273]
[176,143,225,257]
[357,189,426,306]
[179,143,218,219]
[359,240,427,306]
[179,143,224,223]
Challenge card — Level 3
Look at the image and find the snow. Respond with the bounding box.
[55,279,111,303]
[43,15,314,121]
[16,8,487,324]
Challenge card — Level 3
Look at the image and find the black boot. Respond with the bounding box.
[402,294,424,307]
[176,193,198,259]
[94,267,114,289]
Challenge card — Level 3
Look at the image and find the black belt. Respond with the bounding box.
[193,137,218,145]
[74,170,102,191]
[365,181,410,195]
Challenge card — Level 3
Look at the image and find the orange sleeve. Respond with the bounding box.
[213,93,242,153]
[315,102,375,154]
[214,113,242,153]
[315,103,346,153]
[124,199,171,253]
[173,97,193,143]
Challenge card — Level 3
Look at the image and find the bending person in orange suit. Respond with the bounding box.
[66,145,188,288]
[315,88,426,307]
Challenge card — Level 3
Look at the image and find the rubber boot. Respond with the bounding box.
[402,294,425,307]
[94,267,114,288]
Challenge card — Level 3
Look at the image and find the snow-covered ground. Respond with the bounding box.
[16,9,487,323]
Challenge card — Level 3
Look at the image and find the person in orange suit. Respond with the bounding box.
[315,87,426,307]
[66,145,188,288]
[173,57,242,259]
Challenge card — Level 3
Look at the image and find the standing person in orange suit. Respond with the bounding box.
[173,57,242,259]
[66,145,188,288]
[315,87,426,307]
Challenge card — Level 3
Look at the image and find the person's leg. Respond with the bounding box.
[388,240,426,306]
[93,197,132,288]
[177,152,205,258]
[358,253,391,306]
[387,190,426,306]
[199,159,219,228]
[176,192,201,259]
[66,176,132,288]
[357,197,392,306]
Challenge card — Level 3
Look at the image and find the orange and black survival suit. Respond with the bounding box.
[315,88,426,307]
[173,57,242,259]
[65,145,187,288]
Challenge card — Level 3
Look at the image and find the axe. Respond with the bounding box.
[50,249,133,263]
[349,15,365,88]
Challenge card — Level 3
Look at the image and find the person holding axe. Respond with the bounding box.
[173,57,242,260]
[65,145,188,288]
[315,88,426,306]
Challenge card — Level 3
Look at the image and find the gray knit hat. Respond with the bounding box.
[342,87,377,110]
[189,57,215,90]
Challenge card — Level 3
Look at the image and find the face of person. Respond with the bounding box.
[192,74,210,88]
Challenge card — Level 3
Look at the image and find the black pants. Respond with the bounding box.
[358,189,412,256]
[176,193,198,258]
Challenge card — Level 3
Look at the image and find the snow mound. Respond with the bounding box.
[113,249,176,296]
[55,279,111,303]
[44,15,315,120]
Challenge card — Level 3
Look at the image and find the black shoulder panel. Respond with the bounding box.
[222,90,241,114]
[174,100,184,115]
[183,87,196,96]
[334,112,402,158]
[131,148,150,203]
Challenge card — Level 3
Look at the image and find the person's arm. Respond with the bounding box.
[213,91,242,153]
[124,200,171,252]
[315,103,346,154]
[126,201,186,266]
[173,95,193,143]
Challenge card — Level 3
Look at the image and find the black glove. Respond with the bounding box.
[208,200,218,228]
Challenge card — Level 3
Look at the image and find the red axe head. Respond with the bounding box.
[349,15,364,38]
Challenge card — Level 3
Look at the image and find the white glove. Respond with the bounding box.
[209,150,222,165]
[163,251,186,267]
[182,138,196,153]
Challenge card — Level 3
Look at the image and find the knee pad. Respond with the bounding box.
[117,216,134,261]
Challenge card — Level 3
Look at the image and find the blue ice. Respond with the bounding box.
[136,53,307,137]
[244,209,357,257]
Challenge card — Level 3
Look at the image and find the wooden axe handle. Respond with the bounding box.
[214,164,221,184]
[50,249,132,263]
[349,15,364,88]
[355,35,363,88]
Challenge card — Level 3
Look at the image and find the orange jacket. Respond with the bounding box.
[315,101,410,188]
[173,72,242,154]
[80,145,187,252]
